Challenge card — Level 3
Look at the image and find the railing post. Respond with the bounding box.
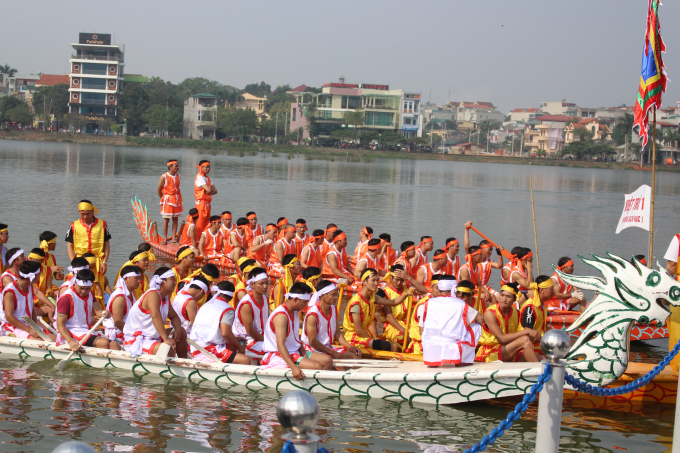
[535,329,570,453]
[673,369,680,453]
[277,390,320,453]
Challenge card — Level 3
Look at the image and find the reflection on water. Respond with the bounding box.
[0,140,677,452]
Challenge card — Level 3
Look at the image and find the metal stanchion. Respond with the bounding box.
[673,370,680,453]
[277,390,320,453]
[535,329,570,453]
[52,441,96,453]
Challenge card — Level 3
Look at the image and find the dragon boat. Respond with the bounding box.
[131,197,669,343]
[0,252,678,407]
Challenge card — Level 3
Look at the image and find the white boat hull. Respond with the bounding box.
[0,337,542,405]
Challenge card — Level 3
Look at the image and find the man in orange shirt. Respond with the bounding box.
[294,219,311,256]
[198,216,223,259]
[353,226,373,264]
[378,233,397,274]
[443,238,461,276]
[194,160,217,234]
[321,223,338,259]
[245,212,263,248]
[157,159,182,245]
[180,208,200,253]
[300,229,324,269]
[410,236,433,277]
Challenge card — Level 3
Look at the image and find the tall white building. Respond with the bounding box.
[68,33,124,132]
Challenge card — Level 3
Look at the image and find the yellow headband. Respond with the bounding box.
[456,287,474,294]
[530,280,554,291]
[78,202,99,214]
[243,264,259,274]
[202,271,217,283]
[176,247,195,262]
[132,250,156,263]
[501,285,519,296]
[40,238,56,253]
[28,253,44,261]
[0,228,6,233]
[361,269,377,281]
[237,256,251,267]
[84,256,97,265]
[284,257,299,268]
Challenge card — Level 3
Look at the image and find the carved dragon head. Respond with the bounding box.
[555,253,680,386]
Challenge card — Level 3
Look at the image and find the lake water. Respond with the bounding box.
[0,139,678,452]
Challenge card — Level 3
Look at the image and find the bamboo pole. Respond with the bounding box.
[401,294,414,353]
[649,106,657,268]
[530,175,540,274]
[337,283,346,307]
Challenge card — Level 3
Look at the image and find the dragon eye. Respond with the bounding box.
[646,272,661,287]
[670,286,680,301]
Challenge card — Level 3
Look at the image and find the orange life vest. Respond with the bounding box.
[323,245,349,278]
[248,235,273,267]
[269,237,297,269]
[421,262,444,291]
[180,216,196,246]
[301,243,322,269]
[201,228,223,257]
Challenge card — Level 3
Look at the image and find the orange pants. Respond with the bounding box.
[194,201,211,234]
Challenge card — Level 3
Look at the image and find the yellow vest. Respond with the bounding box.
[343,292,376,341]
[517,297,546,335]
[383,285,408,322]
[478,304,519,347]
[408,295,430,344]
[71,218,107,257]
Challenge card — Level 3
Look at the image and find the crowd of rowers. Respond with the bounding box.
[4,203,643,380]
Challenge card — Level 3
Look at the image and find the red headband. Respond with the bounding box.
[418,238,433,248]
[247,214,257,220]
[523,251,533,260]
[222,213,232,220]
[333,232,347,243]
[402,244,415,257]
[168,160,178,164]
[433,252,447,260]
[282,226,296,233]
[444,239,458,250]
[325,226,338,234]
[266,225,278,232]
[277,218,289,227]
[480,243,494,249]
[312,231,324,239]
[362,227,372,240]
[557,260,574,270]
[296,222,308,230]
[367,243,380,251]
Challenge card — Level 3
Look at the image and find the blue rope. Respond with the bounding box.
[281,441,329,453]
[565,338,680,397]
[463,363,553,453]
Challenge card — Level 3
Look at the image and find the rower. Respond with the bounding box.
[302,280,362,360]
[410,236,433,276]
[158,159,183,244]
[417,248,447,292]
[1,261,55,341]
[354,239,385,279]
[0,224,7,273]
[26,248,56,321]
[180,208,200,254]
[353,226,373,264]
[378,233,397,274]
[219,211,235,240]
[300,266,322,296]
[395,241,416,278]
[262,282,332,379]
[300,229,324,269]
[269,224,297,275]
[382,263,427,344]
[321,223,338,258]
[232,267,270,359]
[175,263,220,307]
[39,231,63,281]
[422,275,483,367]
[194,160,217,234]
[225,217,249,263]
[80,252,110,306]
[443,238,461,277]
[57,257,89,297]
[342,268,412,352]
[189,281,251,365]
[172,246,195,294]
[455,279,484,314]
[275,217,289,240]
[232,259,260,307]
[477,241,504,304]
[245,212,264,248]
[501,246,522,288]
[404,274,442,354]
[322,230,355,285]
[517,276,554,360]
[270,254,302,310]
[171,276,209,336]
[66,199,111,285]
[1,247,24,290]
[116,249,153,301]
[545,257,584,312]
[104,265,141,343]
[56,269,120,351]
[294,219,311,256]
[458,245,491,302]
[248,223,276,268]
[198,216,223,259]
[510,247,534,301]
[123,267,188,358]
[474,282,540,363]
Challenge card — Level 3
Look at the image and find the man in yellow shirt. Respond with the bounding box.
[66,200,111,278]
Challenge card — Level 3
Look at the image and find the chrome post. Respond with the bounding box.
[277,390,320,453]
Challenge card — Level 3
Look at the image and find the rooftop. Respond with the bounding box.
[36,74,69,86]
[191,93,218,98]
[289,84,308,93]
[512,108,539,113]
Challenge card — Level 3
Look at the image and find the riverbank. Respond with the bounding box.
[1,130,675,172]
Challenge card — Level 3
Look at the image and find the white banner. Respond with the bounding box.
[615,184,652,234]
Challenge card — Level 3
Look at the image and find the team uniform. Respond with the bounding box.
[302,303,347,355]
[103,287,135,342]
[444,255,461,278]
[382,285,410,343]
[232,292,270,357]
[404,296,430,354]
[248,235,273,268]
[261,305,304,367]
[224,229,248,262]
[422,296,481,366]
[475,304,520,362]
[517,297,546,357]
[160,172,183,218]
[342,292,376,348]
[420,263,444,292]
[171,289,196,336]
[322,245,350,283]
[194,173,213,233]
[268,237,297,275]
[189,295,239,363]
[545,272,574,312]
[55,287,102,346]
[0,281,35,339]
[180,216,197,247]
[123,289,170,356]
[294,233,311,257]
[300,243,323,269]
[200,229,223,259]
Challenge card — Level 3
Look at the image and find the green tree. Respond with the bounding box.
[267,85,293,108]
[118,82,150,135]
[7,104,33,125]
[32,84,70,127]
[0,96,25,123]
[573,126,595,142]
[612,113,634,145]
[145,77,183,109]
[177,77,234,102]
[0,64,17,77]
[663,128,679,149]
[303,101,319,142]
[243,82,271,98]
[142,104,182,135]
[344,109,365,142]
[258,118,277,139]
[536,149,547,157]
[216,107,258,139]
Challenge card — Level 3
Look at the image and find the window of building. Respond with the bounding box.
[365,112,394,126]
[348,97,361,109]
[198,110,215,121]
[81,78,106,90]
[80,106,106,115]
[82,63,107,75]
[80,92,106,105]
[404,102,408,110]
[341,96,347,109]
[404,117,412,125]
[292,108,296,121]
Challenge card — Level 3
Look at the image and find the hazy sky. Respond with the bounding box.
[3,0,679,113]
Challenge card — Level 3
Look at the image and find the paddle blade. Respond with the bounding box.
[156,343,171,361]
[56,356,70,371]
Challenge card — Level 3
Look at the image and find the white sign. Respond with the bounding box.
[615,184,652,234]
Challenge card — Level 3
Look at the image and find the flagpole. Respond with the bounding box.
[649,106,657,268]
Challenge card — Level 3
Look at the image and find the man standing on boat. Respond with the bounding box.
[66,200,111,280]
[158,159,183,245]
[194,160,217,234]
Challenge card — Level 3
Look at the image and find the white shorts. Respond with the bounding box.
[161,214,180,219]
[1,327,31,339]
[123,336,162,356]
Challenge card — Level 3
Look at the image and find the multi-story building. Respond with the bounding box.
[1,73,41,101]
[288,78,422,140]
[183,93,218,140]
[539,100,577,116]
[233,92,268,121]
[450,101,505,123]
[509,107,542,123]
[68,33,124,132]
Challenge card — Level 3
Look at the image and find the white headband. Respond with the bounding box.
[116,271,141,297]
[438,279,457,292]
[149,269,176,291]
[74,279,94,287]
[19,268,41,282]
[206,285,235,306]
[8,249,23,266]
[307,282,337,307]
[189,279,208,293]
[68,265,89,274]
[286,293,312,301]
[246,272,268,291]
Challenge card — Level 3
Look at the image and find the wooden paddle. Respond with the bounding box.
[186,338,220,363]
[156,332,174,361]
[56,316,105,370]
[469,225,513,260]
[336,280,348,307]
[20,316,53,342]
[38,317,58,336]
[401,294,414,353]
